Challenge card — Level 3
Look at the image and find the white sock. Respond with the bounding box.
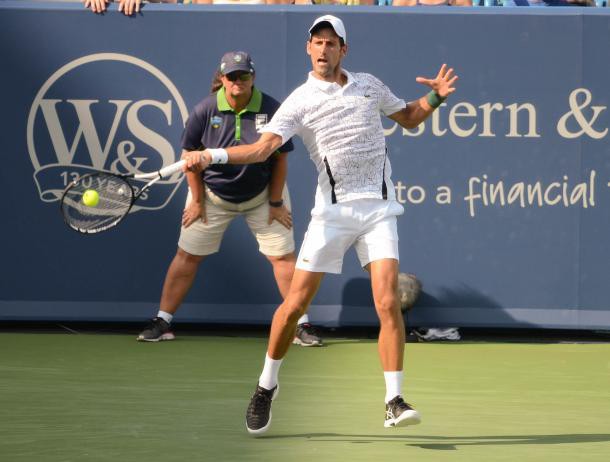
[297,314,309,325]
[258,353,283,390]
[157,310,173,324]
[384,371,404,403]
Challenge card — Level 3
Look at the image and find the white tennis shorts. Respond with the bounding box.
[296,199,404,274]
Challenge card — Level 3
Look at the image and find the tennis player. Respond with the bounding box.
[183,15,458,434]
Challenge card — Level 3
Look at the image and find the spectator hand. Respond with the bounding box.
[118,0,141,16]
[182,198,206,228]
[269,204,292,230]
[84,0,110,13]
[416,64,458,99]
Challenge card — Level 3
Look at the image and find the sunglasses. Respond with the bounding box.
[225,72,253,82]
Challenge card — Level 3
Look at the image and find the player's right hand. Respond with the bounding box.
[182,150,210,173]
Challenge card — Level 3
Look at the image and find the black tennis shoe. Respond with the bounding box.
[384,396,421,427]
[293,323,323,347]
[246,384,278,435]
[136,317,175,342]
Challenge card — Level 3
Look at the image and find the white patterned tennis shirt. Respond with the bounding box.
[261,70,405,208]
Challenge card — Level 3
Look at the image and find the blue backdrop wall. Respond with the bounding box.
[1,3,610,329]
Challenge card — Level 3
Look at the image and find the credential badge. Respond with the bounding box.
[255,114,268,133]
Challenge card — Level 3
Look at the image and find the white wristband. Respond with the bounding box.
[208,148,228,164]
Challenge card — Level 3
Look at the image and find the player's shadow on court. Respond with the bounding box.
[261,432,610,450]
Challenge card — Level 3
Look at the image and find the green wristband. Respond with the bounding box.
[426,91,446,109]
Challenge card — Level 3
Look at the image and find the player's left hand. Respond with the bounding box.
[416,64,458,98]
[269,204,293,230]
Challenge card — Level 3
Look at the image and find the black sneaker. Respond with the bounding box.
[384,396,421,428]
[293,323,323,347]
[246,384,278,435]
[136,317,175,342]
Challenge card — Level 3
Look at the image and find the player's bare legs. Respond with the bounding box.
[367,258,404,370]
[246,269,323,435]
[159,248,206,314]
[267,254,322,346]
[368,258,421,427]
[267,269,324,359]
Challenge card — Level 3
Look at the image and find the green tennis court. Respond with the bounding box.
[1,332,609,462]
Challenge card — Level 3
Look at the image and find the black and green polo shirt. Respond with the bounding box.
[181,87,294,203]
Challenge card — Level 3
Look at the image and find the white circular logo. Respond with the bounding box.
[28,53,189,211]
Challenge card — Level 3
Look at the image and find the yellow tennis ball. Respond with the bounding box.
[82,189,100,207]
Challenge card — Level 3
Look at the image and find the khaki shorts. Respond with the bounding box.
[178,186,295,257]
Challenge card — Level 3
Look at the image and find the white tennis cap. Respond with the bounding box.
[309,15,347,43]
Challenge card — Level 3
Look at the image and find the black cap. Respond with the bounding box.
[219,51,255,75]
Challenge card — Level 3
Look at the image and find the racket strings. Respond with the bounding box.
[61,173,134,233]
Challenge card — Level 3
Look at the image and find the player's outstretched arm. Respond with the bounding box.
[182,132,284,172]
[390,64,458,129]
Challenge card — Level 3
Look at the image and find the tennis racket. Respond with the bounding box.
[60,159,187,234]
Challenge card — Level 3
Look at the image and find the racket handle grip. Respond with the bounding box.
[158,160,186,178]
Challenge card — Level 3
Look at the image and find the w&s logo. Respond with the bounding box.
[27,53,189,212]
